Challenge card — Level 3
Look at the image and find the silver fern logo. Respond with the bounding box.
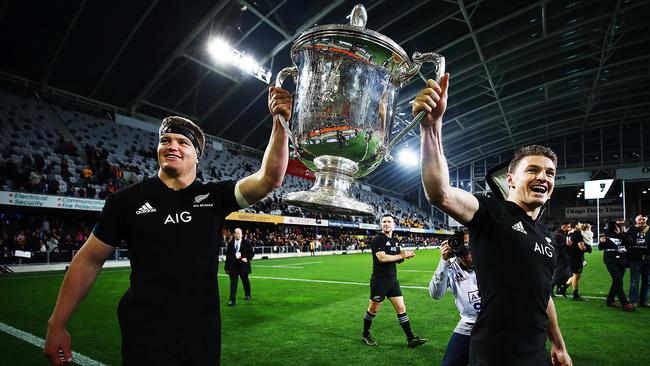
[194,193,210,203]
[193,193,214,208]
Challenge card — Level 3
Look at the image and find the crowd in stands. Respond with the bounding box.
[246,175,438,228]
[0,212,101,264]
[0,89,441,231]
[222,225,440,254]
[0,212,443,265]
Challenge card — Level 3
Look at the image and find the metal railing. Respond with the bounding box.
[2,242,435,266]
[2,249,130,266]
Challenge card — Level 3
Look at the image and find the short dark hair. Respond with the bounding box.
[159,116,206,158]
[380,213,396,222]
[508,145,558,174]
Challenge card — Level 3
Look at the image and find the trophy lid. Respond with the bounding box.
[291,4,411,68]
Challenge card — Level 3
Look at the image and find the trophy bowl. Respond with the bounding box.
[275,4,444,217]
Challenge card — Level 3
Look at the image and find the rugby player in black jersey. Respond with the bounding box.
[413,74,572,366]
[44,86,293,365]
[361,214,428,348]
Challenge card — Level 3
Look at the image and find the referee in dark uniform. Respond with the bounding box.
[361,213,428,348]
[44,86,293,365]
[414,74,572,366]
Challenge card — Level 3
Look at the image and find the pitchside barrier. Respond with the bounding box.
[3,243,438,273]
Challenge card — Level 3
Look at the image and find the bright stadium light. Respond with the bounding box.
[207,38,232,64]
[207,37,270,84]
[398,149,418,166]
[239,55,258,73]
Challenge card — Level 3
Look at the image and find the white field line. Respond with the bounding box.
[254,260,322,269]
[217,274,429,290]
[220,274,611,300]
[400,269,435,273]
[0,321,106,365]
[2,269,609,300]
[282,261,322,266]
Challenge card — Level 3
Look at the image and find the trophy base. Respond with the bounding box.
[283,155,376,217]
[284,190,376,217]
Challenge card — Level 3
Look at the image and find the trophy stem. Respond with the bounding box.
[283,156,376,217]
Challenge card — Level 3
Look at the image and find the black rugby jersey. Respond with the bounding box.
[467,195,555,353]
[93,176,241,343]
[599,230,629,264]
[370,233,401,277]
[627,225,649,260]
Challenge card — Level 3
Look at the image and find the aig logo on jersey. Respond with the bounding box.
[193,193,214,208]
[534,241,553,258]
[164,211,192,224]
[385,240,398,252]
[467,290,481,311]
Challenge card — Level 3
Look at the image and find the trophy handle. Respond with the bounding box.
[397,52,445,86]
[274,66,299,147]
[384,112,426,162]
[385,53,445,162]
[275,66,298,88]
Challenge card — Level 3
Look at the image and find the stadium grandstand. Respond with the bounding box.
[1,1,650,365]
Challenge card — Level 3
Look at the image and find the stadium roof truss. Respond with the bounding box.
[1,0,649,198]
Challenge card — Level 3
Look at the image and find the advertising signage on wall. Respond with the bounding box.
[565,206,623,219]
[0,191,105,211]
[1,191,452,235]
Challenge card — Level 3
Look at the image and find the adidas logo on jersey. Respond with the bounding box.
[512,221,527,234]
[136,202,156,215]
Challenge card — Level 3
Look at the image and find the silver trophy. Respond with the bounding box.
[275,4,445,217]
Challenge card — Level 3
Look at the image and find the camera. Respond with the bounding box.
[447,230,469,257]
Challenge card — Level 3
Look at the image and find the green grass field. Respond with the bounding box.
[1,249,649,365]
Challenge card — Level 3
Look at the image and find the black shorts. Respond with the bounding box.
[469,341,551,366]
[369,275,402,302]
[569,258,584,274]
[122,326,220,365]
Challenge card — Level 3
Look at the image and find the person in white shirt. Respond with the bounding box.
[429,235,480,366]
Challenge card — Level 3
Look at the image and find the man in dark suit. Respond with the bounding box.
[225,228,254,306]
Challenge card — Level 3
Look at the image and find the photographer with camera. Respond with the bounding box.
[414,75,571,365]
[599,219,634,311]
[429,230,480,366]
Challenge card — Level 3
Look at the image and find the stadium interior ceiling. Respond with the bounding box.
[1,0,649,212]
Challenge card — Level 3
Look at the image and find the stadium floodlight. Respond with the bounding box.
[397,149,418,166]
[207,37,271,84]
[240,55,258,73]
[207,38,232,64]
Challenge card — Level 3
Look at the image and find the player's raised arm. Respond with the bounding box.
[414,75,478,225]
